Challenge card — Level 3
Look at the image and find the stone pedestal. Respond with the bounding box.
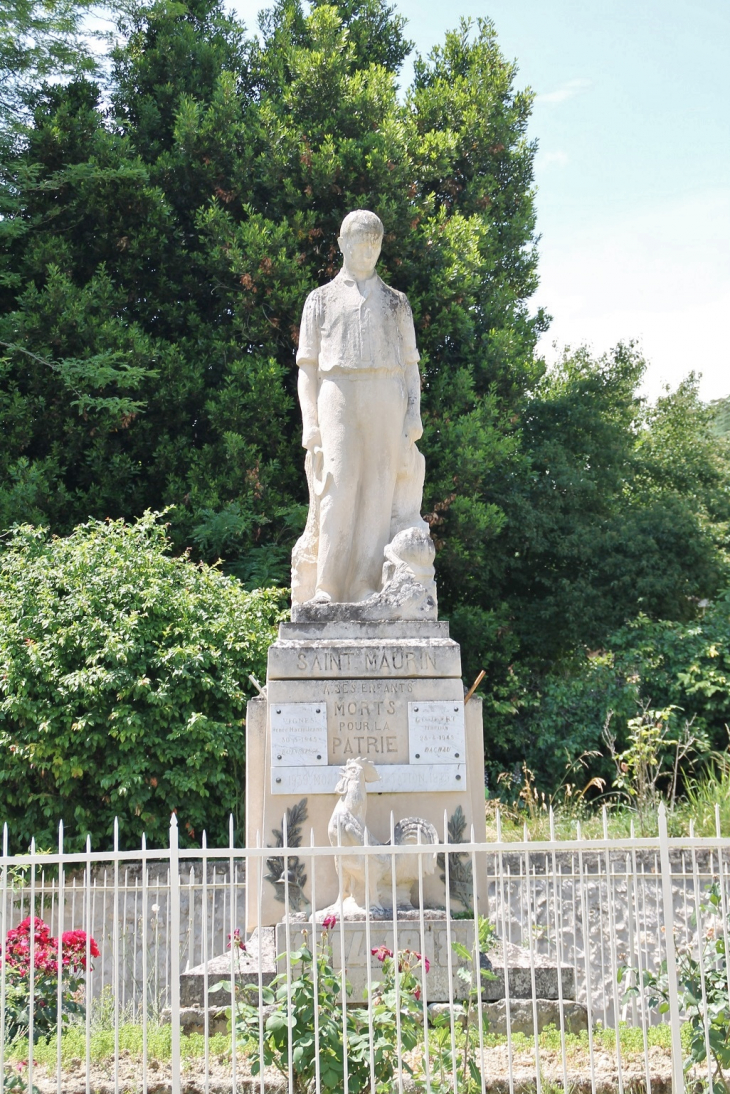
[245,620,486,930]
[276,916,477,1003]
[179,927,586,1027]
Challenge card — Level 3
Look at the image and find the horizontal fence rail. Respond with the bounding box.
[0,804,728,1094]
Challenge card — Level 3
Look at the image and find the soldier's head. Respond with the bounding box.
[338,209,383,280]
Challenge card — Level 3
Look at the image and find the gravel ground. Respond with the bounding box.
[21,1040,679,1093]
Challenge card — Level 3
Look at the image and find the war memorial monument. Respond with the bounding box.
[245,209,487,930]
[182,213,579,1018]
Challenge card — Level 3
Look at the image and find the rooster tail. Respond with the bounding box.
[393,816,439,877]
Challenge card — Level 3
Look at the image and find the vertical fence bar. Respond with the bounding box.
[169,814,181,1094]
[470,825,486,1094]
[576,827,597,1094]
[113,818,120,1093]
[389,812,404,1094]
[141,834,148,1094]
[308,829,321,1094]
[202,832,210,1094]
[416,828,431,1094]
[549,810,568,1094]
[165,866,171,1013]
[229,815,237,1094]
[602,809,624,1094]
[0,825,8,1092]
[362,826,376,1094]
[187,866,195,972]
[28,837,36,1092]
[689,823,714,1094]
[97,872,105,1006]
[335,817,350,1094]
[625,850,638,1027]
[496,811,515,1094]
[133,875,139,1019]
[442,810,459,1094]
[281,814,294,1094]
[526,844,541,1094]
[56,821,64,1094]
[629,825,653,1094]
[85,835,92,1094]
[658,803,685,1094]
[121,867,128,1019]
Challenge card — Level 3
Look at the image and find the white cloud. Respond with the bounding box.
[534,78,592,106]
[534,188,730,402]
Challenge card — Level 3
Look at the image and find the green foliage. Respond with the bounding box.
[2,917,96,1042]
[422,925,497,1094]
[6,1022,231,1066]
[509,586,730,797]
[685,756,730,839]
[1,0,728,794]
[499,352,728,664]
[711,396,730,439]
[0,511,287,851]
[604,703,710,819]
[219,924,424,1093]
[481,357,730,786]
[0,0,543,597]
[620,882,730,1094]
[0,0,100,137]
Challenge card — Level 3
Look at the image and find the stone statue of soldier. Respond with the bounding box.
[291,210,437,621]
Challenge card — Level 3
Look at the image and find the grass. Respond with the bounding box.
[5,1019,676,1070]
[485,758,730,841]
[489,1021,674,1057]
[6,1024,231,1067]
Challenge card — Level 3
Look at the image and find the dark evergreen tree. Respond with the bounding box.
[1,0,727,787]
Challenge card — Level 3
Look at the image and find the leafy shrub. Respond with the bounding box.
[620,883,730,1094]
[508,591,730,796]
[1,916,99,1041]
[220,920,424,1094]
[0,512,288,851]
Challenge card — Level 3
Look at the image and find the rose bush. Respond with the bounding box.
[1,916,99,1041]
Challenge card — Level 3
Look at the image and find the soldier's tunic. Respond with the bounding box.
[296,269,420,603]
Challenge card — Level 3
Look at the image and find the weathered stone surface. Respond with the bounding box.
[180,929,276,1007]
[428,1002,467,1026]
[268,921,574,1006]
[161,1006,230,1036]
[479,998,589,1036]
[317,758,439,915]
[291,210,437,618]
[292,573,437,623]
[482,939,576,1001]
[267,676,464,770]
[278,620,450,641]
[267,636,462,680]
[245,691,487,929]
[276,918,476,1002]
[181,924,578,1020]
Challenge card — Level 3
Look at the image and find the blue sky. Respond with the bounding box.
[229,0,730,402]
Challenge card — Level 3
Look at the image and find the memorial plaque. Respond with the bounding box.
[270,703,328,767]
[408,701,465,765]
[271,762,466,795]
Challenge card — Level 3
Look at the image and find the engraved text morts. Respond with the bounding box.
[244,212,487,928]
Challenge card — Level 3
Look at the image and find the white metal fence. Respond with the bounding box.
[1,804,729,1094]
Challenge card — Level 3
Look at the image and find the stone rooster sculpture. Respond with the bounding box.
[324,757,438,916]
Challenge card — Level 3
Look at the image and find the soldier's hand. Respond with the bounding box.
[302,424,322,451]
[404,416,423,444]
